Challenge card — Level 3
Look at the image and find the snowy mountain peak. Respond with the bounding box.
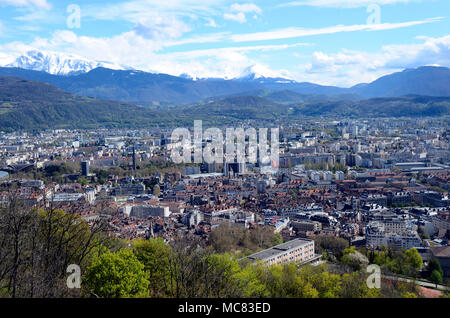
[4,50,129,75]
[0,50,297,83]
[237,64,296,83]
[240,64,273,79]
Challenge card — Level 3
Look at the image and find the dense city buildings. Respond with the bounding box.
[0,117,449,275]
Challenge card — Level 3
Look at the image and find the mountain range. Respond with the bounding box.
[3,50,129,76]
[0,76,449,131]
[0,51,450,131]
[0,76,176,131]
[1,51,450,105]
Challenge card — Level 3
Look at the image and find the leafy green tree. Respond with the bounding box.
[271,233,283,246]
[340,273,381,298]
[203,253,242,297]
[78,177,89,186]
[395,248,422,277]
[272,263,319,298]
[341,247,369,271]
[372,247,422,277]
[95,169,110,184]
[0,199,107,298]
[265,264,285,297]
[298,265,341,298]
[84,249,149,298]
[133,238,173,297]
[143,178,157,189]
[430,270,443,286]
[428,258,443,278]
[234,263,269,297]
[404,248,422,271]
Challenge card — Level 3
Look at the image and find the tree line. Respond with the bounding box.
[0,194,109,297]
[0,198,442,298]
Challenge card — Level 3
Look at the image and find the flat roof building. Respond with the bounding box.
[247,238,316,266]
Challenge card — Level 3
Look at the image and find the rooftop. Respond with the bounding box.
[430,246,450,258]
[247,238,313,261]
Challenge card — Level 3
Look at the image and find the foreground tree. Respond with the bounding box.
[84,249,149,298]
[430,270,443,286]
[133,238,173,297]
[428,258,443,282]
[0,193,107,298]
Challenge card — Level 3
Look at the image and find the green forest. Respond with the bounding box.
[1,76,450,132]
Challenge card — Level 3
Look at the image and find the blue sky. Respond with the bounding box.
[0,0,449,86]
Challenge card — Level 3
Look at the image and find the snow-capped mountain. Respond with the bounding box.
[4,50,130,75]
[236,64,296,83]
[1,50,296,82]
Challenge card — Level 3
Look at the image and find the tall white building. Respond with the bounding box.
[366,217,421,250]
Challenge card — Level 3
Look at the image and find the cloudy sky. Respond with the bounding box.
[0,0,449,86]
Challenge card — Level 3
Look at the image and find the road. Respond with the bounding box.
[383,274,450,291]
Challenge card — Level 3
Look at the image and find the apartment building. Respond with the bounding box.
[111,183,146,196]
[366,221,422,250]
[291,220,322,232]
[388,191,413,206]
[247,238,316,266]
[432,215,450,233]
[122,204,171,218]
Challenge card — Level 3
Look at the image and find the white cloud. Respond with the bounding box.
[0,26,307,79]
[231,17,440,42]
[84,0,226,22]
[161,17,441,47]
[166,32,230,47]
[0,0,446,87]
[164,42,310,60]
[2,30,449,86]
[133,15,191,40]
[230,3,262,14]
[0,0,51,9]
[13,9,64,26]
[224,12,247,23]
[279,0,425,8]
[204,17,218,27]
[224,2,262,23]
[295,35,450,86]
[154,42,300,80]
[80,0,228,47]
